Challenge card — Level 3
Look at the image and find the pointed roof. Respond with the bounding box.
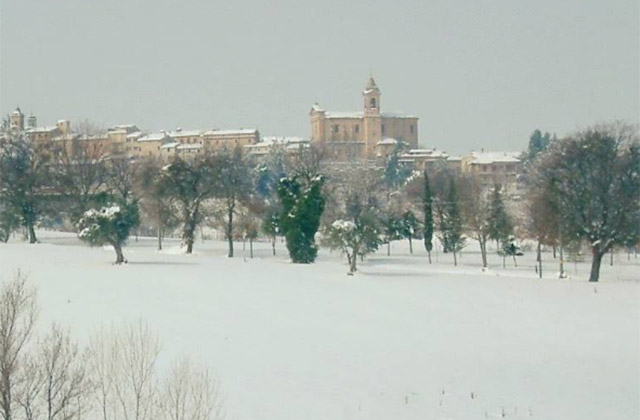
[363,76,380,95]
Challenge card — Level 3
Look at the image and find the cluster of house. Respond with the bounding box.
[5,76,523,189]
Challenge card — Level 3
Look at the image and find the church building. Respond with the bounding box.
[309,77,419,160]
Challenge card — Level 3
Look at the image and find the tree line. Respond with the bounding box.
[1,122,638,282]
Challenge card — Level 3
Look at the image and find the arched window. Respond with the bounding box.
[370,97,377,109]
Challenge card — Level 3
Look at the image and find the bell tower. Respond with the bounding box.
[363,76,381,115]
[362,76,382,158]
[10,107,25,131]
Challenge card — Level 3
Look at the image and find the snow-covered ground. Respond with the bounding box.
[1,231,638,420]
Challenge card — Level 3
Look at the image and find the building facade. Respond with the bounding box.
[310,77,418,160]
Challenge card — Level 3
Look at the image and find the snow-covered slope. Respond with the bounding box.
[1,232,638,420]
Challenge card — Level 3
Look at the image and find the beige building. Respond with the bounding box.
[310,77,418,160]
[461,151,522,187]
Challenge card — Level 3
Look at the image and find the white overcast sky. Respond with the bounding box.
[1,0,638,154]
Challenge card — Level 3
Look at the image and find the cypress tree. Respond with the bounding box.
[422,170,434,263]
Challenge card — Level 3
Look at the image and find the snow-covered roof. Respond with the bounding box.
[27,126,58,133]
[324,111,363,119]
[139,132,171,142]
[203,129,258,136]
[109,124,139,132]
[257,136,309,146]
[467,151,521,165]
[311,104,325,112]
[160,142,180,150]
[402,148,449,158]
[447,156,462,161]
[169,129,202,138]
[126,131,143,139]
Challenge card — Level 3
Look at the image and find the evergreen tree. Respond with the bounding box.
[383,142,412,189]
[422,170,434,263]
[277,175,325,263]
[438,177,466,266]
[77,201,140,264]
[487,184,513,250]
[381,213,403,256]
[400,210,419,254]
[526,129,552,162]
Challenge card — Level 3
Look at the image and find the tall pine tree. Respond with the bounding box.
[422,170,434,263]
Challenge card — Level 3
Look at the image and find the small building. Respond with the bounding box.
[461,151,523,187]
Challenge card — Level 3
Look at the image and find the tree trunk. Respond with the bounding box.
[479,238,487,268]
[589,248,604,282]
[610,249,614,266]
[537,240,542,279]
[227,206,234,258]
[157,224,163,250]
[408,237,413,254]
[552,246,557,259]
[26,214,37,244]
[184,212,197,254]
[453,250,457,266]
[113,242,125,264]
[387,241,390,256]
[512,255,517,267]
[249,238,254,259]
[271,236,276,256]
[427,250,432,264]
[348,250,357,273]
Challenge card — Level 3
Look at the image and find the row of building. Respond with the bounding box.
[5,76,523,188]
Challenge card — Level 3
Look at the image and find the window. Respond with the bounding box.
[410,125,414,134]
[381,124,385,135]
[331,125,339,134]
[354,125,360,134]
[370,98,376,108]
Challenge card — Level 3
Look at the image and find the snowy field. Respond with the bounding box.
[0,231,638,420]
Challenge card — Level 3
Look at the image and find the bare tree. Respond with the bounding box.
[88,322,160,420]
[0,274,38,420]
[16,325,89,420]
[213,147,253,258]
[158,358,224,420]
[461,175,492,268]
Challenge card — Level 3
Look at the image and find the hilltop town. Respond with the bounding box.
[3,77,523,193]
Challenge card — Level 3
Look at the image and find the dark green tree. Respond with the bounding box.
[77,201,140,264]
[383,142,412,189]
[422,170,434,263]
[438,177,466,266]
[277,175,325,263]
[487,184,513,250]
